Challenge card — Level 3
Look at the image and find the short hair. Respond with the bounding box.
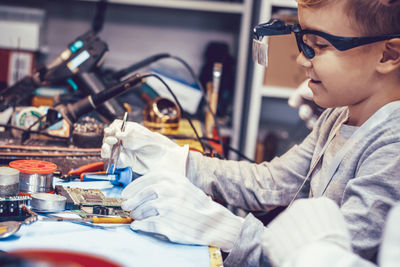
[296,0,400,36]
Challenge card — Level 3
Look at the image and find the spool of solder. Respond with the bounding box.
[9,160,57,195]
[0,167,20,197]
[31,193,66,212]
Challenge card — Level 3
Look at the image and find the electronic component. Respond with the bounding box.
[72,117,105,148]
[0,196,31,222]
[54,186,126,217]
[142,97,181,134]
[0,166,20,197]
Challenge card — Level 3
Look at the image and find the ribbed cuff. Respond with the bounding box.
[224,213,271,267]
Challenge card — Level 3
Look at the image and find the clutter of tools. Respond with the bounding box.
[0,157,134,239]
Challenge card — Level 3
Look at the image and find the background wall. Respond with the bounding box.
[1,0,241,75]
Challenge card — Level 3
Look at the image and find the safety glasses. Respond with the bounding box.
[252,18,400,65]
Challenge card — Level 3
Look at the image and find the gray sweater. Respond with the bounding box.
[187,106,400,266]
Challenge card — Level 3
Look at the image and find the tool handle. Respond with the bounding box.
[68,161,105,176]
[80,171,107,181]
[205,82,219,138]
[92,217,133,224]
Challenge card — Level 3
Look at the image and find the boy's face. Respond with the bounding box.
[297,2,384,111]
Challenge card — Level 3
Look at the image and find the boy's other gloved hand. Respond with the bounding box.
[101,120,189,176]
[265,198,351,267]
[288,79,322,130]
[121,170,244,252]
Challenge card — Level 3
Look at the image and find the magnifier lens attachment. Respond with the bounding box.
[252,38,268,66]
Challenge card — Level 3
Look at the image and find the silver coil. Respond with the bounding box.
[19,172,54,194]
[31,193,66,212]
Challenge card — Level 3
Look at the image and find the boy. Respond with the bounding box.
[102,0,400,265]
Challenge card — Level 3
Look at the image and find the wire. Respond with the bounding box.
[146,73,206,152]
[201,137,255,163]
[168,55,225,157]
[165,134,255,163]
[114,53,226,157]
[26,114,47,132]
[7,53,227,157]
[0,124,70,141]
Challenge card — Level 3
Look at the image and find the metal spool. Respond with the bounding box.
[0,166,20,197]
[9,160,57,194]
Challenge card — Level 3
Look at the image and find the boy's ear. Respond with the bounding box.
[378,39,400,74]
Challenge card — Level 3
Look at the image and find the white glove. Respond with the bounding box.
[121,170,245,252]
[281,241,375,267]
[379,204,400,266]
[288,79,319,130]
[101,120,189,176]
[265,197,351,267]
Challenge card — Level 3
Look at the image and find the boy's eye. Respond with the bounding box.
[303,34,330,48]
[315,43,329,49]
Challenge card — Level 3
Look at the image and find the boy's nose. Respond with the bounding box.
[296,52,312,69]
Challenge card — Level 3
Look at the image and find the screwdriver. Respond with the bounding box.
[40,215,133,224]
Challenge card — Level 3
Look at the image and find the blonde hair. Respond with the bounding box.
[296,0,400,36]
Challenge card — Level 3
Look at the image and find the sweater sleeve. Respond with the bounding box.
[340,141,400,259]
[223,197,353,267]
[222,213,270,267]
[186,126,319,210]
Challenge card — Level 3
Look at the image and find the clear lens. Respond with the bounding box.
[301,33,332,58]
[252,39,268,66]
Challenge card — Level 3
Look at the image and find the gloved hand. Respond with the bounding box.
[121,170,245,252]
[288,79,322,130]
[101,120,189,176]
[265,198,351,267]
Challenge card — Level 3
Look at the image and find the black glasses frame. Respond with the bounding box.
[253,18,400,59]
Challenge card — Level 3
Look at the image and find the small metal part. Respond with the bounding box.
[55,185,80,210]
[23,208,38,224]
[107,112,128,174]
[9,160,58,194]
[0,196,31,222]
[82,173,116,182]
[54,186,126,217]
[31,193,66,212]
[18,173,54,194]
[0,167,20,197]
[0,221,22,239]
[72,116,105,148]
[142,97,181,134]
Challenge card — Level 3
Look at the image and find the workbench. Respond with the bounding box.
[0,179,223,267]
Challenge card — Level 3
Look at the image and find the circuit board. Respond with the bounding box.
[55,185,128,217]
[0,196,31,222]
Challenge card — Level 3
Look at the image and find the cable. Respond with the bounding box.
[201,137,254,163]
[92,0,108,33]
[20,114,47,142]
[0,124,70,141]
[113,53,226,156]
[147,73,206,153]
[8,72,206,152]
[113,53,171,80]
[7,53,226,157]
[168,55,225,157]
[165,134,255,163]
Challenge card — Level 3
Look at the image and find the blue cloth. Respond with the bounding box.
[0,179,210,267]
